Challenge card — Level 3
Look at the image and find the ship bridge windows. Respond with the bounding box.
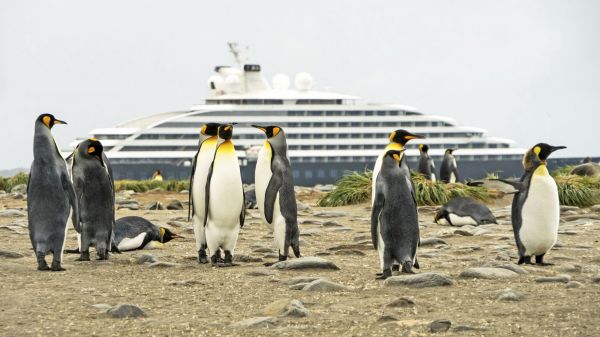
[94,134,130,140]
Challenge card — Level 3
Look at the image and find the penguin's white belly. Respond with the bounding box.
[448,214,477,227]
[272,193,287,253]
[431,173,436,182]
[520,174,559,256]
[255,145,273,229]
[118,233,147,251]
[191,139,217,218]
[450,172,456,183]
[371,154,383,205]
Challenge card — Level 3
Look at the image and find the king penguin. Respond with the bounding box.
[372,129,422,203]
[204,124,245,267]
[440,148,459,183]
[71,139,115,261]
[371,149,420,279]
[189,122,220,263]
[112,216,181,251]
[417,144,436,181]
[503,143,566,265]
[252,125,301,263]
[27,113,79,271]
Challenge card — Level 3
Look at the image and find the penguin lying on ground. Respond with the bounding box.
[253,125,301,264]
[27,113,78,271]
[418,144,436,181]
[570,162,600,178]
[71,139,115,261]
[501,143,566,265]
[112,216,181,251]
[434,197,496,226]
[189,123,220,263]
[440,148,459,183]
[371,149,420,279]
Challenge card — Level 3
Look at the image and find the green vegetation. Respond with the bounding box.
[0,172,29,192]
[114,180,189,193]
[551,165,576,177]
[317,170,490,207]
[553,174,600,208]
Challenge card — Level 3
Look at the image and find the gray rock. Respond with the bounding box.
[300,228,321,236]
[494,264,528,275]
[378,315,399,322]
[334,249,365,256]
[246,269,276,277]
[270,257,340,270]
[454,229,474,236]
[262,299,309,317]
[558,264,582,273]
[0,209,26,217]
[145,201,165,210]
[11,193,25,200]
[325,227,352,233]
[0,250,25,258]
[420,238,447,246]
[386,297,415,308]
[384,273,453,288]
[148,261,179,268]
[106,304,146,318]
[166,200,184,210]
[296,201,310,211]
[535,275,571,283]
[169,280,203,286]
[289,283,309,290]
[312,211,346,218]
[496,288,524,302]
[252,247,274,253]
[117,201,140,210]
[453,325,488,332]
[353,235,371,242]
[430,319,452,333]
[235,254,263,263]
[285,276,321,285]
[244,189,257,209]
[459,267,518,279]
[592,275,600,283]
[136,254,158,264]
[302,279,347,292]
[232,316,278,328]
[322,221,341,227]
[566,281,583,289]
[10,184,27,194]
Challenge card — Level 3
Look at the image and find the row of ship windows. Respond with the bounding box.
[290,154,522,163]
[157,121,451,128]
[117,143,509,152]
[285,110,420,116]
[206,99,345,105]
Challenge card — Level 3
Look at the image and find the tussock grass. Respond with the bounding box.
[551,165,577,177]
[0,172,29,192]
[317,170,491,207]
[114,180,189,193]
[554,175,600,207]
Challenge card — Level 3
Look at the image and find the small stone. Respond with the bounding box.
[0,250,25,258]
[0,209,26,217]
[453,325,488,332]
[166,200,184,210]
[302,279,347,292]
[286,276,321,285]
[145,201,165,210]
[106,304,146,318]
[148,261,178,268]
[496,288,524,302]
[246,269,276,277]
[384,273,453,288]
[312,211,346,218]
[353,235,370,242]
[430,319,451,333]
[386,297,415,308]
[10,184,27,194]
[270,257,340,270]
[322,221,341,227]
[296,202,310,211]
[558,264,582,273]
[232,316,278,328]
[300,228,321,236]
[325,227,352,233]
[235,254,263,263]
[252,247,273,253]
[566,281,583,289]
[136,254,158,264]
[169,280,203,286]
[334,249,365,256]
[92,303,113,310]
[420,238,447,246]
[118,201,140,210]
[459,267,518,279]
[262,299,309,317]
[378,315,399,322]
[535,275,571,283]
[454,229,474,236]
[494,264,528,275]
[289,283,309,290]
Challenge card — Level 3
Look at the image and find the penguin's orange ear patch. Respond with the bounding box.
[88,146,95,154]
[201,125,207,135]
[392,153,401,161]
[273,127,281,136]
[534,146,541,157]
[42,116,51,128]
[388,131,396,142]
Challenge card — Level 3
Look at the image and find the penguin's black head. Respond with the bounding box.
[419,144,429,153]
[218,124,234,140]
[434,208,449,224]
[389,129,423,146]
[37,113,67,129]
[159,227,181,243]
[532,143,566,161]
[201,123,221,137]
[252,125,283,138]
[445,148,455,155]
[82,138,104,165]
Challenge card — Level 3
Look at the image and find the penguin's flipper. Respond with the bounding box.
[239,188,246,227]
[496,178,526,192]
[264,171,283,224]
[188,149,200,221]
[371,184,385,249]
[63,171,80,233]
[203,158,216,228]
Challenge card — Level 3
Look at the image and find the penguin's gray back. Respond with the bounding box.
[440,154,458,183]
[570,163,600,178]
[114,216,160,250]
[418,153,435,180]
[443,197,496,225]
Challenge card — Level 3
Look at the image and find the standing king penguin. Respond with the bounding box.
[440,148,459,183]
[371,149,420,279]
[204,124,245,267]
[417,144,436,181]
[27,113,79,271]
[189,123,220,263]
[71,139,115,260]
[372,129,422,203]
[504,143,566,265]
[252,125,301,263]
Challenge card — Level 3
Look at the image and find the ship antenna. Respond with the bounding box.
[227,42,248,67]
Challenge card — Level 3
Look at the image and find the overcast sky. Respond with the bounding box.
[1,0,599,169]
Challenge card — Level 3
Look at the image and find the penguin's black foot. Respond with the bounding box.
[97,254,109,261]
[392,264,400,272]
[198,249,209,264]
[63,248,80,254]
[210,253,223,267]
[36,252,50,271]
[535,254,552,266]
[376,269,392,280]
[278,253,288,262]
[76,251,90,261]
[537,262,554,266]
[50,261,65,271]
[518,256,534,265]
[37,263,50,271]
[218,250,238,267]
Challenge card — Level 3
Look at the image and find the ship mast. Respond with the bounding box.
[227,42,248,67]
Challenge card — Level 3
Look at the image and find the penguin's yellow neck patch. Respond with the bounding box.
[533,164,549,176]
[204,136,217,145]
[385,143,403,151]
[218,140,235,153]
[264,141,272,158]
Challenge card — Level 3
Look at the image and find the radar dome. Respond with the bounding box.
[294,72,313,91]
[272,74,290,90]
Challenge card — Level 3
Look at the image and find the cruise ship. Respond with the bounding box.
[71,44,569,185]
